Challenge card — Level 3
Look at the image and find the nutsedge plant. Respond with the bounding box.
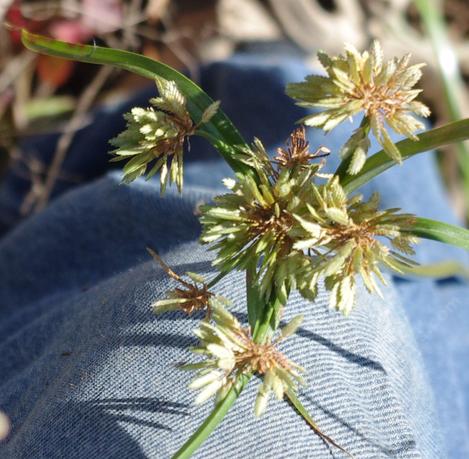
[182,298,304,417]
[287,41,430,173]
[20,29,469,459]
[110,77,219,192]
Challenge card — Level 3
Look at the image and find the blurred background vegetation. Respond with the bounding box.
[0,0,468,219]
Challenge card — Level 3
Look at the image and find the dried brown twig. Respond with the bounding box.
[32,65,113,213]
[10,149,81,215]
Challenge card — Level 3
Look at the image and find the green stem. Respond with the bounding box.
[246,261,263,333]
[172,374,251,459]
[252,295,283,344]
[207,271,227,289]
[172,276,278,458]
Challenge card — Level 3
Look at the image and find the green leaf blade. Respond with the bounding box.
[20,29,252,177]
[405,217,469,251]
[337,119,469,194]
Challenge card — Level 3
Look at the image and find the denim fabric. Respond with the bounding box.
[0,50,468,458]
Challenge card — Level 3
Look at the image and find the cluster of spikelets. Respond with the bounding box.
[110,41,430,186]
[292,178,418,313]
[200,127,417,314]
[181,298,304,416]
[118,41,427,418]
[150,258,304,416]
[286,40,430,173]
[200,129,322,304]
[148,248,217,315]
[109,76,219,192]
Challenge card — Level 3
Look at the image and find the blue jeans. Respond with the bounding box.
[0,49,468,458]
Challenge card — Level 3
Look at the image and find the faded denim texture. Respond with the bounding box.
[0,50,468,458]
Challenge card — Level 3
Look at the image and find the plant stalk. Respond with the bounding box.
[172,274,278,458]
[172,374,251,459]
[414,0,469,219]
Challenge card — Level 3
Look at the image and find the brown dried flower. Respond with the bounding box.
[148,247,215,315]
[274,126,330,169]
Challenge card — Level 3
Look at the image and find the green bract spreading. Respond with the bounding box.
[286,41,430,172]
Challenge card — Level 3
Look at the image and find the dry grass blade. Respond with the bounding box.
[33,65,113,213]
[0,51,36,95]
[414,0,469,220]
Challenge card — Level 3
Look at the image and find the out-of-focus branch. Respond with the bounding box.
[33,65,113,213]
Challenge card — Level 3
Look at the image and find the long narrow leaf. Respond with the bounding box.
[405,217,469,250]
[337,119,469,193]
[393,260,469,280]
[20,29,252,177]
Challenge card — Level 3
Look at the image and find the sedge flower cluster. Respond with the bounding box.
[286,41,430,173]
[148,248,223,316]
[182,299,304,416]
[200,128,328,303]
[110,77,219,192]
[293,177,417,314]
[201,128,417,313]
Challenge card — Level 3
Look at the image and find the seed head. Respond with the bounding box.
[200,135,324,302]
[110,77,219,192]
[201,131,418,314]
[148,248,223,316]
[182,299,304,416]
[274,126,330,170]
[293,177,418,314]
[287,40,430,171]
